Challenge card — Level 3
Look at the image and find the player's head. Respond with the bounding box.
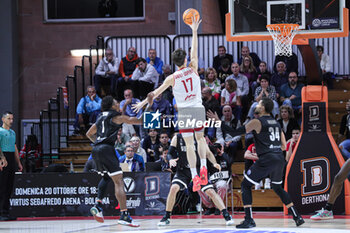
[256,97,274,115]
[292,126,301,141]
[101,96,118,111]
[172,48,187,67]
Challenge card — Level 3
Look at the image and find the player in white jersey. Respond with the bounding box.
[133,16,208,192]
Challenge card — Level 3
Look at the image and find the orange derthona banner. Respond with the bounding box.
[284,85,350,215]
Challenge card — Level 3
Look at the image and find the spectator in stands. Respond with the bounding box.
[119,89,143,137]
[130,136,147,163]
[94,48,119,97]
[149,94,171,134]
[286,126,301,162]
[142,129,160,162]
[121,123,136,139]
[19,134,41,173]
[187,47,205,79]
[115,128,129,156]
[316,45,333,88]
[202,87,221,138]
[238,46,261,71]
[156,147,172,172]
[116,47,138,100]
[226,63,249,120]
[203,68,221,99]
[154,131,170,160]
[220,79,241,121]
[255,61,271,89]
[217,58,233,88]
[213,45,233,73]
[270,61,288,97]
[246,75,279,122]
[201,143,233,215]
[280,72,304,114]
[159,64,172,85]
[278,105,299,141]
[215,105,241,159]
[74,86,101,134]
[146,48,164,75]
[240,55,257,91]
[274,52,298,74]
[202,87,221,116]
[131,57,159,99]
[119,145,145,172]
[158,65,173,103]
[338,101,350,159]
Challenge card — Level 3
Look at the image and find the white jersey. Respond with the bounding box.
[172,67,202,108]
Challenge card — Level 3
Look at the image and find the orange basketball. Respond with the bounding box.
[182,8,200,25]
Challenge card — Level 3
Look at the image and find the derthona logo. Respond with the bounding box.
[143,110,161,129]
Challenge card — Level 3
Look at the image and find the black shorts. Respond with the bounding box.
[92,144,122,177]
[172,167,213,192]
[244,153,285,185]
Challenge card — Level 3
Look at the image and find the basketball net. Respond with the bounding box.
[266,24,299,57]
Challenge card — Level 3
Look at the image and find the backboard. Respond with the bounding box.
[226,0,348,42]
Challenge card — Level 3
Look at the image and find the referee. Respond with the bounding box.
[0,111,23,221]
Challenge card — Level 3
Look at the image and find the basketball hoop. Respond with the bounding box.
[266,24,299,57]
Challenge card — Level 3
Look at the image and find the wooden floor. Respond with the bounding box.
[1,213,350,233]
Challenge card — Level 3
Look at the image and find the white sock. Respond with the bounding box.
[200,159,207,168]
[190,168,198,178]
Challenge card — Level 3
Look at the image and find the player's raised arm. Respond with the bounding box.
[188,16,201,72]
[132,75,174,113]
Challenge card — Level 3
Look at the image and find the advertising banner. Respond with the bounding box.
[9,172,170,217]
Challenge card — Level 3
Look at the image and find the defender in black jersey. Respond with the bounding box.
[158,134,235,226]
[86,95,152,227]
[208,97,304,228]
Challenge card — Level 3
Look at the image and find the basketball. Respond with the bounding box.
[182,8,200,25]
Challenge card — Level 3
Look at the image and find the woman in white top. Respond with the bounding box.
[316,45,333,88]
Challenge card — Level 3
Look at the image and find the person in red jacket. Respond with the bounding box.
[116,47,139,101]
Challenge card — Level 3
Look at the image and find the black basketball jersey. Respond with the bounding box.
[253,115,283,156]
[94,110,122,146]
[175,134,200,169]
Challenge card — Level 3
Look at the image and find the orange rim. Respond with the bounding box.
[266,24,299,37]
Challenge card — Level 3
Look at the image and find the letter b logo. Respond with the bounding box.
[301,157,330,196]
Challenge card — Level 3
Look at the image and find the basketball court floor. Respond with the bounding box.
[1,213,349,233]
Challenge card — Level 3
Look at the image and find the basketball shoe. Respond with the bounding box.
[157,215,170,226]
[310,208,333,220]
[118,212,140,227]
[192,175,201,192]
[200,166,208,185]
[90,206,104,223]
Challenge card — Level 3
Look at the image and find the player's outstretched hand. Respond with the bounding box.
[169,158,179,168]
[207,110,220,121]
[213,163,221,171]
[131,101,144,114]
[189,16,202,32]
